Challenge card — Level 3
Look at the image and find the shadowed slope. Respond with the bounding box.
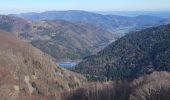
[76,24,170,80]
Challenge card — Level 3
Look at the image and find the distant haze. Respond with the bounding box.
[0,0,170,14]
[98,11,170,18]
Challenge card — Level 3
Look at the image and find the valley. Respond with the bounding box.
[0,9,170,100]
[0,11,167,62]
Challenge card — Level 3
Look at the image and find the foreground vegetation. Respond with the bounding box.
[61,71,170,100]
[0,30,86,100]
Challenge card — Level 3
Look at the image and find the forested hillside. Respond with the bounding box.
[0,15,113,60]
[30,20,113,60]
[75,24,170,81]
[0,30,86,100]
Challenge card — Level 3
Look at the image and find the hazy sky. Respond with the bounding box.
[0,0,170,14]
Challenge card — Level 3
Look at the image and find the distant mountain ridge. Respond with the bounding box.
[10,10,165,33]
[98,11,170,18]
[0,15,31,32]
[0,15,114,60]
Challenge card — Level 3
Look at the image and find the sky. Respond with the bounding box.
[0,0,170,14]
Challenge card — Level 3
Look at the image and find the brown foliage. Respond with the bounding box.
[61,82,130,100]
[61,71,170,100]
[0,30,86,100]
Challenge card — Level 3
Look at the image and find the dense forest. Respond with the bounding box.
[75,24,170,81]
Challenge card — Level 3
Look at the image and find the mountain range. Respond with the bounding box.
[0,15,113,60]
[0,10,170,100]
[1,10,167,61]
[11,10,165,34]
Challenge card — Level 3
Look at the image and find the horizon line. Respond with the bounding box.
[1,9,169,15]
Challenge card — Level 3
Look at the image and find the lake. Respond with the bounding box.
[99,42,108,48]
[58,63,76,68]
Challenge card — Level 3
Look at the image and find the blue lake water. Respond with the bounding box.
[99,42,108,48]
[58,63,76,68]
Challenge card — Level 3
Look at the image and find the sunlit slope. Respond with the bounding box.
[0,30,86,100]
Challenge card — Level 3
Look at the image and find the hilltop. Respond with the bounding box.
[11,10,164,35]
